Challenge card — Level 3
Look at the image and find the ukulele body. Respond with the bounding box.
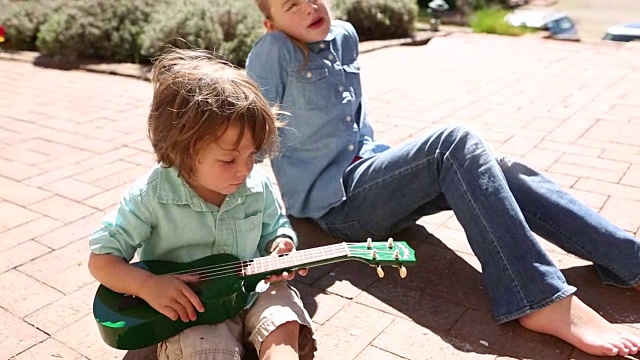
[93,253,258,350]
[92,240,418,350]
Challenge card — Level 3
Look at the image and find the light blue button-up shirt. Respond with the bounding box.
[246,20,389,219]
[89,165,297,263]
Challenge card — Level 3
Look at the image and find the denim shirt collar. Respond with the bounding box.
[308,24,338,54]
[155,166,262,211]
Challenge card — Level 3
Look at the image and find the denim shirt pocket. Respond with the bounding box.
[342,62,362,100]
[235,213,263,260]
[288,66,337,110]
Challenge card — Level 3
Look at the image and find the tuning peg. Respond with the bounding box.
[394,250,400,260]
[366,238,373,249]
[387,237,394,248]
[371,249,378,259]
[376,265,385,278]
[398,265,407,279]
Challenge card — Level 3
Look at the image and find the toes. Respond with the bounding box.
[619,338,635,352]
[619,332,640,353]
[605,345,619,356]
[609,339,629,356]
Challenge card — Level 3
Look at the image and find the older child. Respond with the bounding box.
[245,0,640,357]
[88,48,315,360]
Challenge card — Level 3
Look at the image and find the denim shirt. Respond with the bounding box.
[89,165,297,263]
[246,20,390,219]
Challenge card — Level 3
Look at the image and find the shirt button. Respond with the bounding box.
[319,43,326,49]
[306,72,312,78]
[338,86,344,92]
[345,115,352,121]
[348,144,355,151]
[328,54,335,60]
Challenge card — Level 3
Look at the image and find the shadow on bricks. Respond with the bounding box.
[288,216,640,360]
[115,217,640,360]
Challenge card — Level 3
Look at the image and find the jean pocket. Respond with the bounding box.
[320,219,379,241]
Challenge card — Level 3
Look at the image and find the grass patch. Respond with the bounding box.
[470,8,537,36]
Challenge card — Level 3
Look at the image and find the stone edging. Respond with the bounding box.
[4,29,631,80]
[0,31,438,81]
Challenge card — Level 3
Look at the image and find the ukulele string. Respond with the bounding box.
[165,243,348,278]
[162,243,400,281]
[190,249,400,282]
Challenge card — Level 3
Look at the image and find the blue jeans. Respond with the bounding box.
[315,125,640,323]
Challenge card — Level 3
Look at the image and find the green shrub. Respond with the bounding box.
[0,0,61,51]
[36,0,163,62]
[333,0,418,41]
[139,0,263,67]
[470,8,536,36]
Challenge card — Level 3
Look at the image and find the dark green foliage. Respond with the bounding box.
[36,0,161,62]
[2,0,420,65]
[333,0,418,41]
[0,0,61,50]
[139,0,263,67]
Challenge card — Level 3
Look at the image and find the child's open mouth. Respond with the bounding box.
[308,17,324,29]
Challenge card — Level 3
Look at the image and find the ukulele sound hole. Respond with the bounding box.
[118,295,144,310]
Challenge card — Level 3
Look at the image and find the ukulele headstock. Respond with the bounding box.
[346,238,416,278]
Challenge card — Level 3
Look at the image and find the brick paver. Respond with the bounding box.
[1,33,639,359]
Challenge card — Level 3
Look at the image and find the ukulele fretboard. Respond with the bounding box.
[242,243,349,276]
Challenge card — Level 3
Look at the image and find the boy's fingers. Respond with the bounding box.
[170,299,190,322]
[272,239,295,255]
[183,288,204,314]
[265,275,278,283]
[161,306,179,321]
[174,292,199,322]
[182,286,204,313]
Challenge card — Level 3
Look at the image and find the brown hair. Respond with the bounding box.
[254,0,310,67]
[148,48,281,180]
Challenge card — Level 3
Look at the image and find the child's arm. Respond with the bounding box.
[257,176,298,255]
[89,252,204,322]
[256,173,306,283]
[246,32,292,106]
[89,185,204,322]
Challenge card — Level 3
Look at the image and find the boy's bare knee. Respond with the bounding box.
[259,321,300,360]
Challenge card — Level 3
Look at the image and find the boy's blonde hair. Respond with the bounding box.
[148,48,280,180]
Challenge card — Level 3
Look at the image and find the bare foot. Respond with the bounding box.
[518,295,640,356]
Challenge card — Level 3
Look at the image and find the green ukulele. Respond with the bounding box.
[93,239,416,350]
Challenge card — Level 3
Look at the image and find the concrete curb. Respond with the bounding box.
[1,31,439,81]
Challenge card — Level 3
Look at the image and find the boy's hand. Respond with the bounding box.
[141,273,204,322]
[265,238,308,283]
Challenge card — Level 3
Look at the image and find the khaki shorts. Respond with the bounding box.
[157,281,316,360]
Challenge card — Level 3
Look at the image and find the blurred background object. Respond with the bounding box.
[504,9,579,40]
[602,21,640,42]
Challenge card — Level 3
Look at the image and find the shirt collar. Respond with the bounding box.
[308,23,338,54]
[156,166,263,211]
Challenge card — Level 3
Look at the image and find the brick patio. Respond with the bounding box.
[1,33,639,360]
